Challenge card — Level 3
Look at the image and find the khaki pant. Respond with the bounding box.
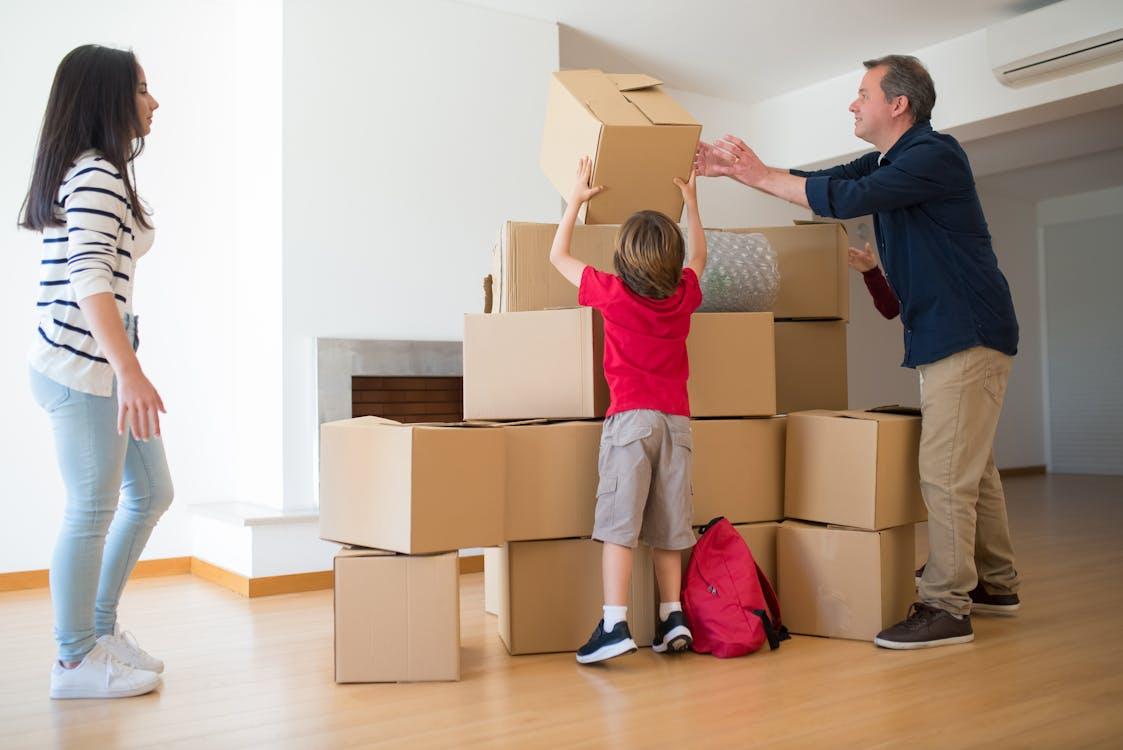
[917,346,1021,616]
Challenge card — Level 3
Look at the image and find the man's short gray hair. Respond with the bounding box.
[863,54,936,123]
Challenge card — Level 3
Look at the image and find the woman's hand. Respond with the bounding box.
[117,368,166,440]
[568,155,604,206]
[848,242,879,273]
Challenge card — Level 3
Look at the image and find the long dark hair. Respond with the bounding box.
[20,44,151,232]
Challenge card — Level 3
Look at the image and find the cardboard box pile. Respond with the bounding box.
[319,70,916,684]
[778,409,928,641]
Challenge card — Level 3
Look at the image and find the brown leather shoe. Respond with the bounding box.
[874,603,974,650]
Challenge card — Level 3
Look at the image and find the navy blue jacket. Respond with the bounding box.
[792,121,1018,368]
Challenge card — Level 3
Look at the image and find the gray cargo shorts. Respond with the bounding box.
[592,409,695,550]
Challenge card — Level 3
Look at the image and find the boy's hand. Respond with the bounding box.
[673,169,697,205]
[848,242,879,273]
[569,156,604,206]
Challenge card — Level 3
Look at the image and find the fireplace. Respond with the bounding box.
[351,375,463,423]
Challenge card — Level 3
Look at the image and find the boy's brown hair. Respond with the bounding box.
[613,210,686,299]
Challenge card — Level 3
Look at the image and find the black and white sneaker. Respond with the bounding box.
[652,610,693,653]
[969,582,1021,615]
[576,620,638,665]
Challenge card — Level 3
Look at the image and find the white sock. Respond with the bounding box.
[659,601,682,621]
[603,605,628,630]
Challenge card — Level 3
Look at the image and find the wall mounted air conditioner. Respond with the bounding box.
[987,0,1123,86]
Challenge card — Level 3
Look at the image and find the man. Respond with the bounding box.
[695,55,1021,649]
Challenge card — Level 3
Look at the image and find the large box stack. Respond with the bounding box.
[320,417,509,682]
[778,409,928,641]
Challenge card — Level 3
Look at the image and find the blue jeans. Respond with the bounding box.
[30,315,174,662]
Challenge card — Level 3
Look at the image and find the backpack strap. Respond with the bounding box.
[697,516,725,536]
[754,563,790,649]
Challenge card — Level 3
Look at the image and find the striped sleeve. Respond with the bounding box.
[61,165,127,302]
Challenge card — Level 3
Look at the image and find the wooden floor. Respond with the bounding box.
[2,474,1121,749]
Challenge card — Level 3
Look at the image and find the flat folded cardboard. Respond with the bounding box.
[487,221,846,318]
[777,521,914,641]
[334,548,459,682]
[774,320,848,414]
[691,417,785,525]
[682,521,780,591]
[785,410,926,530]
[463,310,775,420]
[319,417,505,553]
[463,307,608,420]
[720,221,848,320]
[505,420,602,541]
[541,70,701,225]
[498,538,655,655]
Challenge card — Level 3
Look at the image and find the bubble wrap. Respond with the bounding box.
[693,230,780,313]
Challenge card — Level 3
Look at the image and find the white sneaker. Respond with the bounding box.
[101,625,164,673]
[49,640,161,699]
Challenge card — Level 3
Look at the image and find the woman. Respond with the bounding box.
[22,44,172,699]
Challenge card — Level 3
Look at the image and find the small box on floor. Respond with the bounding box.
[319,417,505,553]
[497,538,655,655]
[334,548,459,683]
[785,409,926,530]
[691,417,785,525]
[777,521,915,641]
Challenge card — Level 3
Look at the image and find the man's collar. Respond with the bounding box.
[878,120,932,165]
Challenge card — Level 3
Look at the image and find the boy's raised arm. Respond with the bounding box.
[675,170,707,279]
[550,156,604,288]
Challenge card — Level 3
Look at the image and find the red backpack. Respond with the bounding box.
[683,517,789,658]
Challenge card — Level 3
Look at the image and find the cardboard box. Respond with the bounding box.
[464,310,775,420]
[334,548,459,682]
[484,547,501,616]
[487,221,847,318]
[785,410,926,531]
[721,221,848,320]
[777,521,915,641]
[497,538,655,655]
[688,313,776,418]
[774,320,848,414]
[319,417,505,553]
[464,307,608,420]
[691,417,785,525]
[505,420,602,541]
[541,70,700,225]
[491,222,619,313]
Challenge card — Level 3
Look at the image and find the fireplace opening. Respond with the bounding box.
[351,376,464,423]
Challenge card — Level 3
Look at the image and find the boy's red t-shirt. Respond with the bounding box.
[577,266,703,418]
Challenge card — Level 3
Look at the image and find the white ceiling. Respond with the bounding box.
[460,0,1060,103]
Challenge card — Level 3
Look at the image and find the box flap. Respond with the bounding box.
[585,95,650,126]
[833,409,917,424]
[335,546,395,560]
[607,73,663,91]
[621,88,698,125]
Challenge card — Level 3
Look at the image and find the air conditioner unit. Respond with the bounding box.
[987,0,1123,85]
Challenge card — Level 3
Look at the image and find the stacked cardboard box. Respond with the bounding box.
[778,409,927,641]
[320,417,509,682]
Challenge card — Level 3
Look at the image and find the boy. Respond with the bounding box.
[549,156,707,664]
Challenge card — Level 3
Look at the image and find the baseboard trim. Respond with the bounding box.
[0,556,192,594]
[999,465,1047,477]
[2,553,485,597]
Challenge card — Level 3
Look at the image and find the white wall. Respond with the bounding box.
[0,0,282,572]
[745,28,1123,171]
[281,0,561,509]
[1038,185,1123,474]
